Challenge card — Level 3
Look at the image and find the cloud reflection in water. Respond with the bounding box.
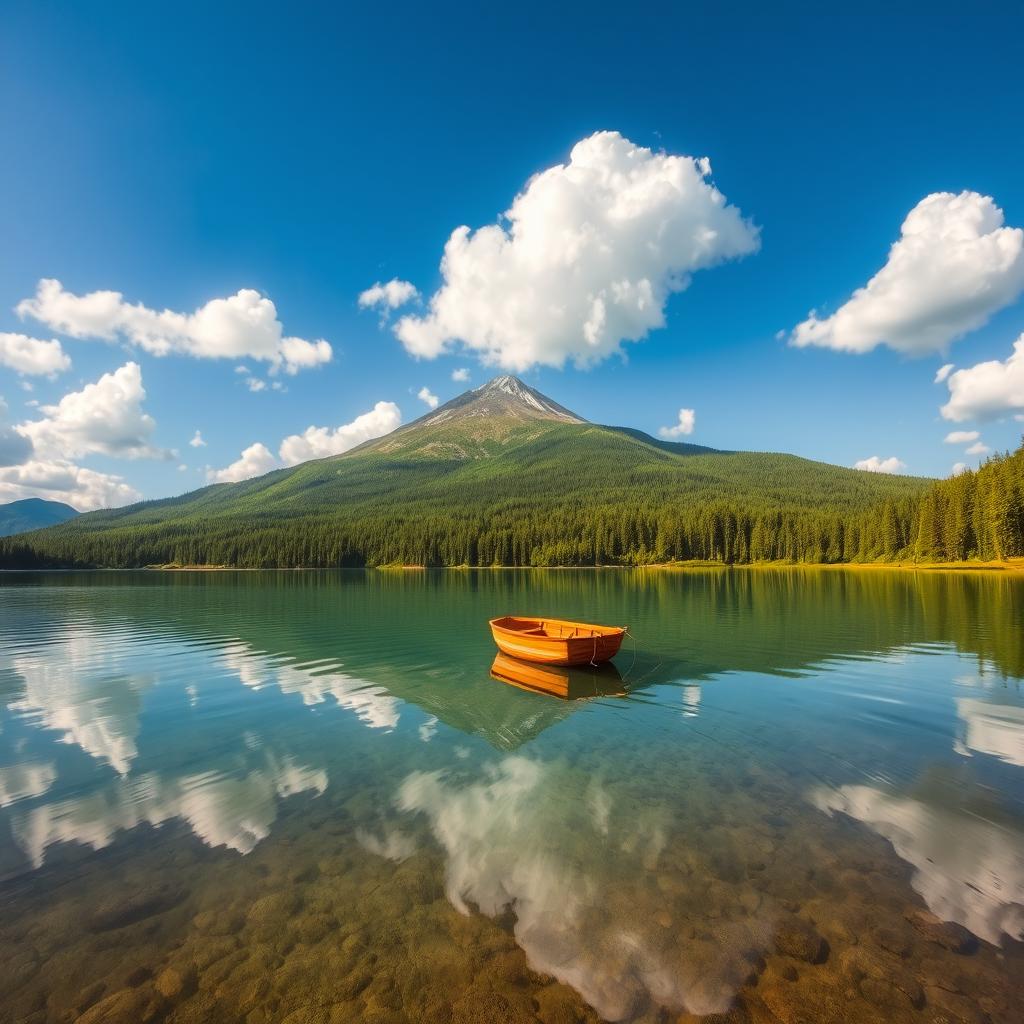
[396,756,767,1021]
[955,698,1024,767]
[223,643,401,730]
[13,752,327,868]
[6,637,152,774]
[0,760,56,808]
[812,784,1024,945]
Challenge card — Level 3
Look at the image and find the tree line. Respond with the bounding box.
[1,440,1021,569]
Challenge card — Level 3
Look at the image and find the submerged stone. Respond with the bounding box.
[155,965,197,1001]
[75,984,163,1024]
[773,917,829,964]
[86,887,186,932]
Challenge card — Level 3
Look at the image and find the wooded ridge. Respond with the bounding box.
[0,377,1020,569]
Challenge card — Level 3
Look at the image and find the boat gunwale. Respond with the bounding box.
[488,615,627,643]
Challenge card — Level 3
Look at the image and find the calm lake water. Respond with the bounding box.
[0,569,1022,1024]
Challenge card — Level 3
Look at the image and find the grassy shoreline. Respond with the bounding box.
[127,559,1024,574]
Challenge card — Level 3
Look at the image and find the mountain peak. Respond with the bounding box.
[477,374,530,395]
[417,375,585,429]
[468,374,580,417]
[368,373,585,458]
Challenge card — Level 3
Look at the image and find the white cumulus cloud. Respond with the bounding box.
[246,377,267,393]
[189,430,206,448]
[417,386,439,409]
[0,332,71,376]
[965,441,991,456]
[277,335,331,374]
[941,334,1024,422]
[791,192,1024,355]
[952,462,969,476]
[0,459,139,510]
[17,279,332,375]
[358,278,419,315]
[207,442,277,484]
[0,379,141,507]
[854,455,907,474]
[210,402,402,481]
[658,408,696,438]
[451,367,470,382]
[19,362,168,461]
[944,430,979,444]
[278,401,401,466]
[935,363,955,383]
[394,131,759,371]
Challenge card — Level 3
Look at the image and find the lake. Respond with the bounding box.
[0,568,1022,1024]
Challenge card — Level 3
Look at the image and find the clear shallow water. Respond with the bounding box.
[0,568,1022,1024]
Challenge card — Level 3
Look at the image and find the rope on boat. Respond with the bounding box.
[589,627,640,675]
[622,627,638,680]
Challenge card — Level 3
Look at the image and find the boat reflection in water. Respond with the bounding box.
[490,651,625,699]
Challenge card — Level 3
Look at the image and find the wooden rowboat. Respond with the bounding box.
[490,653,625,699]
[488,616,627,666]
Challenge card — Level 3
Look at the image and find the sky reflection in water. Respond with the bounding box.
[0,569,1022,1022]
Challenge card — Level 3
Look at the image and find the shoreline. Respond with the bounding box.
[642,559,1024,574]
[5,559,1019,574]
[160,558,1023,573]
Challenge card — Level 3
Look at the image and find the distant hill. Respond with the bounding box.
[0,498,79,538]
[0,376,935,568]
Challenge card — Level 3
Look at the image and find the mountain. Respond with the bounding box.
[0,376,934,568]
[369,375,719,459]
[367,374,588,461]
[0,498,79,538]
[398,374,584,431]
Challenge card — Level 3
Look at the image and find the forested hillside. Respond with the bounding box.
[0,377,1019,570]
[0,426,933,568]
[912,441,1024,562]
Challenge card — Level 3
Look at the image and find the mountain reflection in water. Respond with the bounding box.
[0,568,1022,1024]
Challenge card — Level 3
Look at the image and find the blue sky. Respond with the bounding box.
[2,2,1023,507]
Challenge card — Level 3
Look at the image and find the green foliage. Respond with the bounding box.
[2,422,1021,569]
[913,441,1024,563]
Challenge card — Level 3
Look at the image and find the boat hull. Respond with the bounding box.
[489,616,626,666]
